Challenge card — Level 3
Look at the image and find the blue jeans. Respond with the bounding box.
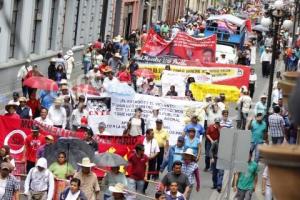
[205,140,212,169]
[250,142,263,162]
[289,136,297,144]
[211,161,224,189]
[83,61,91,74]
[127,178,144,196]
[103,194,111,200]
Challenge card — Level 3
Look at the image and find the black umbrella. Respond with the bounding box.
[44,138,95,169]
[94,152,128,167]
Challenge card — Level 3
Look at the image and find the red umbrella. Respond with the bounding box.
[134,69,155,79]
[23,76,59,91]
[72,84,100,95]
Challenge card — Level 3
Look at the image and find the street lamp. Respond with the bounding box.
[262,0,293,112]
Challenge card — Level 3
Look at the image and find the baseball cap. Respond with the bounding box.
[156,119,163,123]
[214,118,221,123]
[1,162,12,170]
[188,127,196,132]
[177,136,185,142]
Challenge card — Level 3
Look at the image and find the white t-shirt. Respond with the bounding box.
[0,178,7,199]
[66,190,80,200]
[249,74,257,84]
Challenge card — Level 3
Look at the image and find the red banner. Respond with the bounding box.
[0,116,144,161]
[141,30,217,62]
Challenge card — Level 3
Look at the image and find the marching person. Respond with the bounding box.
[24,157,55,200]
[268,106,286,144]
[74,157,100,200]
[64,50,75,80]
[161,161,190,199]
[237,90,252,130]
[183,115,204,139]
[17,59,32,97]
[70,103,89,131]
[210,138,223,193]
[36,135,54,159]
[260,47,272,78]
[247,113,267,162]
[154,119,169,179]
[4,101,20,119]
[204,118,221,172]
[48,97,67,129]
[143,129,160,193]
[24,125,46,173]
[34,108,54,125]
[81,126,98,152]
[127,144,148,197]
[160,136,185,173]
[165,182,185,200]
[0,162,20,200]
[128,108,145,136]
[16,96,33,119]
[103,166,127,200]
[60,178,87,200]
[181,148,200,199]
[233,153,258,200]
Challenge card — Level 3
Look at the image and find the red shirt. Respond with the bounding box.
[206,124,220,141]
[128,152,148,180]
[4,113,20,119]
[27,99,40,116]
[25,134,45,162]
[117,71,132,83]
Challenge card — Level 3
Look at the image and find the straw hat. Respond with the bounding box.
[77,157,95,167]
[260,94,267,99]
[183,148,196,157]
[19,97,27,102]
[114,53,122,59]
[45,135,54,141]
[60,79,68,85]
[66,50,73,56]
[109,183,126,194]
[5,101,18,112]
[50,58,56,62]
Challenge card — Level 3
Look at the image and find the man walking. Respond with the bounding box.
[233,153,258,200]
[247,113,267,162]
[17,59,32,97]
[161,161,190,199]
[74,158,100,200]
[154,119,169,179]
[24,125,46,173]
[0,162,20,200]
[24,158,55,200]
[268,106,286,144]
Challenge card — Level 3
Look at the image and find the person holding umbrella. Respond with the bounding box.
[74,157,100,200]
[17,59,32,97]
[49,152,75,179]
[103,166,127,200]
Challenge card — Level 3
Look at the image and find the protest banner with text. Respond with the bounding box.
[190,83,240,102]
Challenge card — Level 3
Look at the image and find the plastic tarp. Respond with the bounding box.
[207,14,245,27]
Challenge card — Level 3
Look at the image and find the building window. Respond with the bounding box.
[58,0,67,49]
[9,0,21,58]
[73,0,81,46]
[31,0,41,53]
[48,0,56,50]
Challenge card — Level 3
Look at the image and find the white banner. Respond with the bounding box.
[161,70,212,97]
[88,94,205,145]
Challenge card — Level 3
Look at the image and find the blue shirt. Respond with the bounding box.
[184,123,204,139]
[173,146,184,163]
[184,136,200,156]
[39,90,57,109]
[120,44,130,57]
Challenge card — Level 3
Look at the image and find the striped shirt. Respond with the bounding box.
[268,113,285,138]
[220,119,233,128]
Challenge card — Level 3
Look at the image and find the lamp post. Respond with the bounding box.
[261,0,293,112]
[292,0,299,44]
